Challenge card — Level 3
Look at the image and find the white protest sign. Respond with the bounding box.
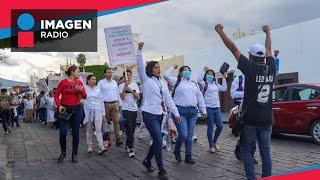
[36,79,50,93]
[104,25,136,66]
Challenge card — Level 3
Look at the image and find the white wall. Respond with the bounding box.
[184,18,320,83]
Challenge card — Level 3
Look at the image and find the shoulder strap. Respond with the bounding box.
[191,80,199,88]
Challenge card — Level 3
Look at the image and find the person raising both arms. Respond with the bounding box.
[136,42,180,180]
[164,64,207,165]
[215,24,276,180]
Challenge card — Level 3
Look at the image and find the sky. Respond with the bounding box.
[1,0,320,82]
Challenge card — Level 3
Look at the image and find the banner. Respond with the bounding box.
[104,25,136,66]
[36,79,49,93]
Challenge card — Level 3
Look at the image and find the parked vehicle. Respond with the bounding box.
[228,83,320,144]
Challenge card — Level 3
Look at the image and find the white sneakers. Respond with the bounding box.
[192,135,198,143]
[128,150,135,158]
[126,146,135,158]
[87,146,93,153]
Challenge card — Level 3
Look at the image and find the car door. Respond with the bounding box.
[272,87,291,131]
[284,86,320,134]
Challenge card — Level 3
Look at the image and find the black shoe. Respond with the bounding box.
[185,155,195,164]
[72,154,78,163]
[173,151,182,163]
[234,148,242,161]
[158,170,168,180]
[57,152,66,163]
[142,159,154,172]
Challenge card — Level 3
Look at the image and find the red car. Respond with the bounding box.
[228,83,320,144]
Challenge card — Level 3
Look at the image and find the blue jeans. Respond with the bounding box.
[241,125,272,180]
[59,105,82,154]
[207,107,223,148]
[173,106,198,155]
[142,111,164,171]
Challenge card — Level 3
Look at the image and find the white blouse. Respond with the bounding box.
[164,67,207,114]
[83,85,105,115]
[197,72,227,108]
[136,50,179,117]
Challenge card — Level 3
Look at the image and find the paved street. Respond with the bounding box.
[0,120,319,180]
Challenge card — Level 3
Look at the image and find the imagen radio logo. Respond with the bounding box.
[17,13,35,48]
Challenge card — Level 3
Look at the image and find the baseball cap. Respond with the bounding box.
[247,44,266,57]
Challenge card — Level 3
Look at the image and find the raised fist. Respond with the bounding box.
[262,25,270,34]
[138,42,144,50]
[215,24,224,33]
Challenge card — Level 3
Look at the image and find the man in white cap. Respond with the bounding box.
[215,24,275,180]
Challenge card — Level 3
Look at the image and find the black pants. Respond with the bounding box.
[1,110,10,132]
[122,110,137,149]
[39,108,47,122]
[10,109,19,127]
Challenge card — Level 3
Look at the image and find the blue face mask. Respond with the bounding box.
[182,71,192,79]
[206,75,215,82]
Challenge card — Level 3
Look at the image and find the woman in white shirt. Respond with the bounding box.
[164,65,207,165]
[24,94,35,123]
[83,75,107,155]
[136,42,180,180]
[46,90,56,128]
[197,67,227,153]
[119,69,140,158]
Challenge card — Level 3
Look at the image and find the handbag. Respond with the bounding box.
[231,66,268,137]
[58,107,73,121]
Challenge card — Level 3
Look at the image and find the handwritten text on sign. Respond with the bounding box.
[104,25,135,65]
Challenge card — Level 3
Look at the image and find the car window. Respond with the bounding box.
[309,88,320,100]
[273,87,288,102]
[289,87,320,101]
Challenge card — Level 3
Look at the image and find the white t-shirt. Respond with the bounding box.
[25,99,34,110]
[118,82,140,111]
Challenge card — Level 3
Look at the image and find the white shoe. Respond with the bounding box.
[193,135,198,143]
[128,150,135,158]
[87,146,93,153]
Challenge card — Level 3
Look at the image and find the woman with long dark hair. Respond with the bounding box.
[197,66,227,153]
[164,64,207,165]
[83,75,107,155]
[136,42,180,180]
[54,65,87,163]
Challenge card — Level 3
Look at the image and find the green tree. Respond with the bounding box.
[76,53,86,72]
